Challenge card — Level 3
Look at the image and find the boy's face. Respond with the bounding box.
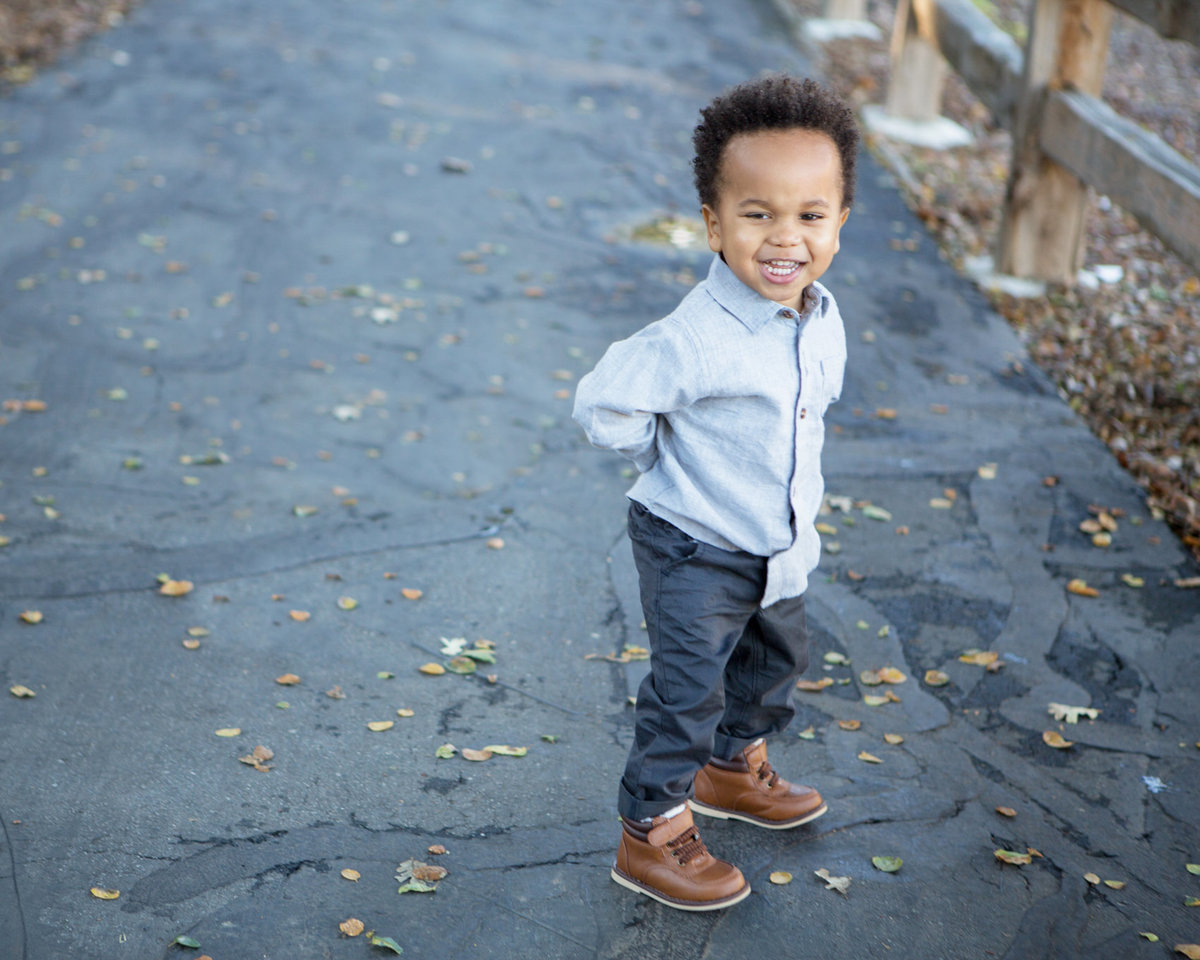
[701,128,849,312]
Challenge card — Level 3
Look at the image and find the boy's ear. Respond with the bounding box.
[701,204,722,253]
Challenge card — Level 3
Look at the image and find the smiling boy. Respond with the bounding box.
[573,75,859,910]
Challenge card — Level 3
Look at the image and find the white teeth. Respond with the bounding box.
[763,260,800,276]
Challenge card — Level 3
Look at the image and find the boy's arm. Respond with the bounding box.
[572,323,704,473]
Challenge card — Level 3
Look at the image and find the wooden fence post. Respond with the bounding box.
[997,0,1114,282]
[885,0,947,123]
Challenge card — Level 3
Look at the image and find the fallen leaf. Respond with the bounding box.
[369,934,404,954]
[427,844,447,855]
[1066,578,1099,598]
[876,667,906,684]
[401,588,423,600]
[325,686,346,699]
[9,685,36,698]
[187,626,210,638]
[462,747,493,761]
[814,868,850,895]
[289,610,311,622]
[159,579,194,597]
[446,655,477,674]
[816,522,838,535]
[929,497,954,509]
[214,728,241,738]
[1084,872,1101,884]
[859,669,883,686]
[796,677,834,692]
[339,918,364,937]
[1139,932,1158,942]
[862,505,892,522]
[994,849,1032,865]
[872,856,902,873]
[995,806,1017,818]
[823,651,850,665]
[838,720,861,731]
[418,663,446,676]
[858,751,882,764]
[90,887,120,900]
[1121,573,1145,588]
[924,669,950,686]
[1185,864,1200,875]
[863,695,890,706]
[275,673,301,686]
[769,871,793,884]
[978,463,998,480]
[1187,898,1200,908]
[1042,730,1074,749]
[959,650,998,666]
[482,745,527,757]
[367,721,395,732]
[435,743,457,759]
[797,727,816,740]
[238,745,274,771]
[883,733,905,745]
[412,863,448,882]
[173,936,200,948]
[18,610,43,624]
[1048,702,1100,723]
[1104,880,1125,889]
[337,596,358,610]
[485,537,505,549]
[396,708,415,717]
[341,869,361,882]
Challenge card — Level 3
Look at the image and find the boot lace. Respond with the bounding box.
[666,827,708,866]
[755,760,780,789]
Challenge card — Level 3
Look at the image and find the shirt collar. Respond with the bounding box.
[703,254,830,331]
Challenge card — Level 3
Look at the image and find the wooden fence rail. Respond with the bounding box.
[877,0,1200,283]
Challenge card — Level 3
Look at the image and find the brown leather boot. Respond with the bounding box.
[691,740,827,829]
[611,806,750,910]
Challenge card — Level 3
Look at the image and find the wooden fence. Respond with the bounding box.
[802,0,1200,284]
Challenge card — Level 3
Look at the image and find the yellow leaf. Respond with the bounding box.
[1139,932,1158,942]
[1042,730,1074,749]
[214,728,241,737]
[958,650,998,666]
[275,673,301,686]
[18,610,43,624]
[367,721,394,732]
[1104,880,1125,889]
[481,745,527,757]
[978,463,998,480]
[418,662,446,676]
[876,667,906,684]
[159,579,194,597]
[181,638,201,650]
[401,588,423,600]
[857,751,882,764]
[796,677,834,692]
[883,733,905,745]
[994,849,1032,865]
[461,747,493,761]
[9,684,36,698]
[340,869,361,882]
[339,918,364,937]
[924,669,950,686]
[859,669,883,686]
[1121,573,1145,588]
[995,806,1016,818]
[863,695,890,707]
[90,887,120,900]
[1084,872,1101,884]
[289,609,311,622]
[187,626,210,637]
[396,708,415,717]
[1066,578,1099,598]
[337,596,358,610]
[838,720,861,731]
[929,497,954,509]
[815,522,838,535]
[768,871,793,884]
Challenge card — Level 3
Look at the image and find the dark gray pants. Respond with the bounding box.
[618,500,810,821]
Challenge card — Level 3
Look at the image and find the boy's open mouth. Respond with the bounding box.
[760,259,804,281]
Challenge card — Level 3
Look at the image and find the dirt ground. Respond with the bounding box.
[3,0,1198,564]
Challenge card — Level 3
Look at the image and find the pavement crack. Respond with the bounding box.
[0,816,28,960]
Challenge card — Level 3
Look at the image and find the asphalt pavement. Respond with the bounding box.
[1,1,1198,958]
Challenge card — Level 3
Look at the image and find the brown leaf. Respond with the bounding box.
[339,918,364,937]
[1066,578,1099,598]
[159,579,194,597]
[427,844,447,855]
[883,733,905,745]
[461,748,493,761]
[857,751,882,764]
[288,609,311,621]
[924,669,950,686]
[994,849,1032,865]
[401,588,423,600]
[325,685,346,699]
[411,863,448,882]
[995,806,1017,818]
[838,720,861,731]
[1042,730,1074,749]
[418,662,446,676]
[341,869,361,882]
[275,673,301,686]
[796,677,834,692]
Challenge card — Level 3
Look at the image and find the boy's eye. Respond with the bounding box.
[800,213,823,221]
[743,212,769,220]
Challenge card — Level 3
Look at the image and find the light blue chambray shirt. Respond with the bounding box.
[573,254,846,607]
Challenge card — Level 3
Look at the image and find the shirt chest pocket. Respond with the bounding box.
[807,351,846,415]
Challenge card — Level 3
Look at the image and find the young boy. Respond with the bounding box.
[572,75,858,911]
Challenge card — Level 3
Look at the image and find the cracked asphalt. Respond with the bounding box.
[2,0,1199,957]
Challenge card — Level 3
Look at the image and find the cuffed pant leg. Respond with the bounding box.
[618,502,766,822]
[712,593,809,761]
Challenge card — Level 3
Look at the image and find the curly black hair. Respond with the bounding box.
[692,75,859,210]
